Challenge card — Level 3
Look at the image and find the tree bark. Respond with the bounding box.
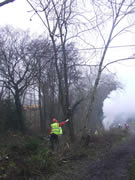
[14,89,24,132]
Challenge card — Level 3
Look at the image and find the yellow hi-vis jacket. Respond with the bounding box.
[51,123,63,135]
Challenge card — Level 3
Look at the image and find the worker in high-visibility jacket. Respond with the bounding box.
[49,118,69,150]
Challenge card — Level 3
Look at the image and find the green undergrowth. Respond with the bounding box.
[0,133,56,180]
[128,158,135,180]
[0,129,129,180]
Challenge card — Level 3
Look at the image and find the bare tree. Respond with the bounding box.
[82,0,135,129]
[28,37,53,133]
[0,26,37,132]
[27,0,77,141]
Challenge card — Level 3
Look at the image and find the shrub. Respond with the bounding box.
[0,98,18,131]
[25,136,41,152]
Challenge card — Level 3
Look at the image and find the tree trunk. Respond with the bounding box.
[14,90,24,132]
[38,85,44,133]
[67,108,75,142]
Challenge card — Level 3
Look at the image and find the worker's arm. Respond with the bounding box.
[59,119,69,127]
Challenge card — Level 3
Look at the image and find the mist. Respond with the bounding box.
[102,69,135,130]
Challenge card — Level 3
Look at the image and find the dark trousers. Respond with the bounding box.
[50,133,59,151]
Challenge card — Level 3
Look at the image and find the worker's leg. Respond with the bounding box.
[52,134,59,151]
[55,135,60,151]
[50,134,59,151]
[50,134,55,151]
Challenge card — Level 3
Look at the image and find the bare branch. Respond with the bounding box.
[0,0,15,7]
[102,57,135,71]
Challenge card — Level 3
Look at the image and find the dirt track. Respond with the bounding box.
[50,135,135,180]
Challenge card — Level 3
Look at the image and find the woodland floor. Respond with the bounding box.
[48,132,135,180]
[1,130,135,180]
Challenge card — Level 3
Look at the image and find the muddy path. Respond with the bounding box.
[50,135,135,180]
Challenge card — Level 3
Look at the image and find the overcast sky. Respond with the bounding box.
[0,0,44,33]
[0,0,135,128]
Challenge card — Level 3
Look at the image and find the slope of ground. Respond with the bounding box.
[0,130,134,180]
[49,134,135,180]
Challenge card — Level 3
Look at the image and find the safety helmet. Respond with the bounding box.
[52,118,57,123]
